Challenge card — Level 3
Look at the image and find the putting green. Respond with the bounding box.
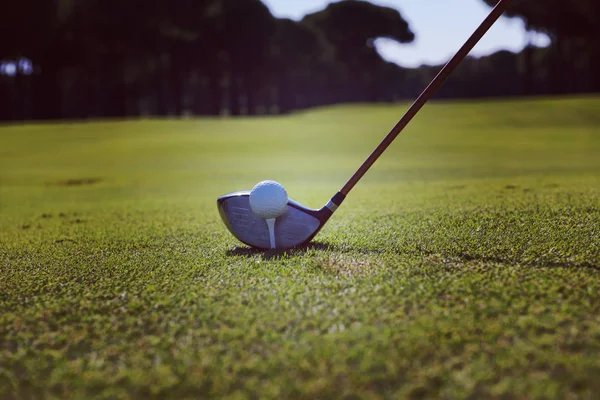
[1,96,599,398]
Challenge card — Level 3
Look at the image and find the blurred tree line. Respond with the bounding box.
[397,0,600,100]
[0,0,598,122]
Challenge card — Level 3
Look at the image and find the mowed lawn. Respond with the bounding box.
[1,97,599,399]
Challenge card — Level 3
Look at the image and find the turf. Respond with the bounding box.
[1,96,599,399]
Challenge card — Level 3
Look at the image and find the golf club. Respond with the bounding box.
[217,0,512,250]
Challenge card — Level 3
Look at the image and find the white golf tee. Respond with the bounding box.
[266,218,276,249]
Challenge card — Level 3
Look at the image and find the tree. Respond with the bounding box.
[572,0,600,91]
[199,0,276,116]
[156,0,219,116]
[301,0,414,104]
[65,0,162,118]
[482,0,598,94]
[0,0,74,120]
[269,19,334,113]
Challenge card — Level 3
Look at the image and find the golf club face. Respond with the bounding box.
[217,191,333,250]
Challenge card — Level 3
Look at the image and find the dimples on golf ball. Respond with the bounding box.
[249,180,288,219]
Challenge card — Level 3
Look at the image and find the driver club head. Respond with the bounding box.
[217,191,344,250]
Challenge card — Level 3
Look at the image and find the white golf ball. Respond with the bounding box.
[249,180,288,219]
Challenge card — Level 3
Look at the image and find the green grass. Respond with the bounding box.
[1,96,599,399]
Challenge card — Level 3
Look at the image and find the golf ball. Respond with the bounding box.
[249,180,288,219]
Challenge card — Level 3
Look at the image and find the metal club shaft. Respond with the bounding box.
[339,0,512,196]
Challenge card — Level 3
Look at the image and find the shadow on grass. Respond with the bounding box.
[226,241,337,260]
[453,252,599,271]
[417,250,600,272]
[227,242,599,270]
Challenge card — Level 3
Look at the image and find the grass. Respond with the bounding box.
[1,96,599,399]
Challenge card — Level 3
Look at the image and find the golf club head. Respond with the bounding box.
[217,191,344,250]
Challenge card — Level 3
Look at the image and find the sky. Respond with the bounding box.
[261,0,550,68]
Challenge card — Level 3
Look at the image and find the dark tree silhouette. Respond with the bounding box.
[157,0,221,116]
[2,0,599,123]
[301,0,414,104]
[0,0,73,120]
[270,19,334,113]
[572,0,600,91]
[482,0,599,95]
[204,0,276,116]
[66,0,163,118]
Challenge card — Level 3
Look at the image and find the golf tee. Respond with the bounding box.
[266,218,276,249]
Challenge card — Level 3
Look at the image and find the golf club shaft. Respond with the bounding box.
[339,0,512,196]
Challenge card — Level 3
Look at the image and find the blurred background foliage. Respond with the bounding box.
[0,0,598,121]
